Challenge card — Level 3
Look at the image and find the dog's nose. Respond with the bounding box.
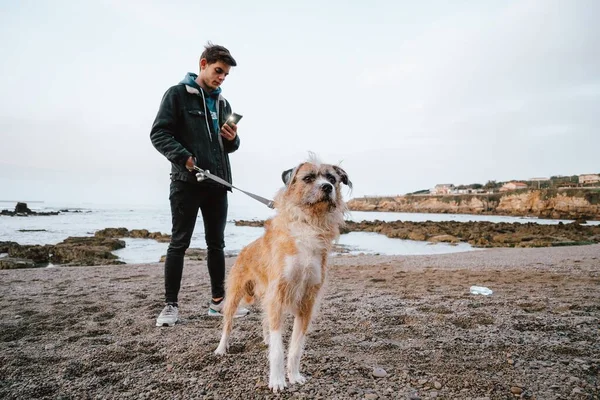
[321,183,333,194]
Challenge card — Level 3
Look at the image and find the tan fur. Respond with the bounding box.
[214,158,350,392]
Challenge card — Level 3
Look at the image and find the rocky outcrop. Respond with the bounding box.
[0,227,171,268]
[0,202,59,216]
[94,227,171,242]
[342,220,600,248]
[0,241,19,253]
[235,219,600,248]
[0,258,37,270]
[159,248,209,263]
[2,237,126,268]
[496,191,599,220]
[348,189,600,220]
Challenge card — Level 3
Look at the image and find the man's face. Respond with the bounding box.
[199,59,231,90]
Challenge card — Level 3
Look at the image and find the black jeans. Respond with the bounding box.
[164,180,228,304]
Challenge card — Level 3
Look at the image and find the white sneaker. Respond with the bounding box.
[208,300,249,318]
[156,304,179,327]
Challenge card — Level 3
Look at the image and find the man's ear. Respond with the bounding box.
[333,166,352,188]
[200,58,207,71]
[281,169,294,185]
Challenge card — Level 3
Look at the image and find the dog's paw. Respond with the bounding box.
[288,372,306,385]
[214,345,227,356]
[268,376,287,393]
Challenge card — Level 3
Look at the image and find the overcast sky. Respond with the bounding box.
[1,0,598,208]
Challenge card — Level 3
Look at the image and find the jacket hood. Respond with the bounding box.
[180,72,222,98]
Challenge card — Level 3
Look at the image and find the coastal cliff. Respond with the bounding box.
[347,189,600,220]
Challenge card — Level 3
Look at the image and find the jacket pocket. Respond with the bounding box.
[187,109,205,117]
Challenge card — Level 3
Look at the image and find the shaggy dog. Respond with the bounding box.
[214,156,351,392]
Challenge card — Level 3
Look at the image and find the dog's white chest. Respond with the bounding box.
[282,225,326,286]
[283,247,322,286]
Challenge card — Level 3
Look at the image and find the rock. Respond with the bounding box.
[433,381,442,390]
[8,244,53,263]
[571,387,584,395]
[408,392,421,400]
[185,248,208,260]
[95,227,171,242]
[0,241,19,253]
[3,237,127,267]
[15,202,32,214]
[0,202,59,216]
[520,389,534,399]
[429,234,460,244]
[364,394,378,400]
[511,386,523,395]
[372,367,387,378]
[408,232,427,241]
[130,229,151,238]
[160,248,208,263]
[0,257,37,269]
[234,220,264,227]
[95,227,130,238]
[149,232,171,242]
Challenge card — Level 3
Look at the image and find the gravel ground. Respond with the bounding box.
[1,245,599,399]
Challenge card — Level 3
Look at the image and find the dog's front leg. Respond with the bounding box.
[287,315,308,385]
[287,288,318,385]
[267,296,286,392]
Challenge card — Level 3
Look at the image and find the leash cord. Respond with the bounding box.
[192,166,274,209]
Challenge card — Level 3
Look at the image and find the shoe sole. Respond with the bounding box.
[156,320,178,327]
[207,310,249,318]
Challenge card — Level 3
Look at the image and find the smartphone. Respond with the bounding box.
[226,112,243,126]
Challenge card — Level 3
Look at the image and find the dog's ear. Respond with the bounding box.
[281,168,294,185]
[333,166,352,188]
[282,163,306,186]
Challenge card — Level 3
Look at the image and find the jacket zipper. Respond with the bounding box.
[199,89,213,142]
[198,89,229,183]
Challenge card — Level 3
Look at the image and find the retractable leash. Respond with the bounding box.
[192,166,274,209]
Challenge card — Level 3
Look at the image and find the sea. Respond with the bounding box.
[1,200,597,265]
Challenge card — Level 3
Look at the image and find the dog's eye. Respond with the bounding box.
[303,175,315,183]
[326,173,336,184]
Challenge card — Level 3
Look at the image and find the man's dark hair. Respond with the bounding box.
[201,42,237,66]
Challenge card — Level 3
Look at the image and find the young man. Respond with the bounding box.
[150,43,248,327]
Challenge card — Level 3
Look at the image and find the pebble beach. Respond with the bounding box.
[1,244,599,399]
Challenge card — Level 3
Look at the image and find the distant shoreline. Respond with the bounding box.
[348,188,600,221]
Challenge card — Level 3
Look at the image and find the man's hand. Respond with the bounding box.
[220,123,237,141]
[185,156,196,171]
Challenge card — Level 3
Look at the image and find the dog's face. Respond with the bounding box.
[281,162,351,209]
